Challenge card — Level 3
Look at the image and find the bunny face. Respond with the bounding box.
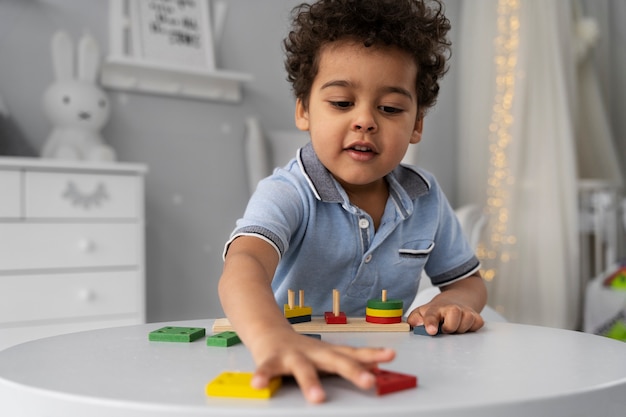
[41,30,117,161]
[43,80,110,131]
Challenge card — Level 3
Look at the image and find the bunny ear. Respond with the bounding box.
[51,31,74,81]
[77,33,100,82]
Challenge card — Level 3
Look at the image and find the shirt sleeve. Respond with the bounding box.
[423,182,481,286]
[223,165,307,260]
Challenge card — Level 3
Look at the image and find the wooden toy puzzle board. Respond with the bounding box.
[212,317,411,333]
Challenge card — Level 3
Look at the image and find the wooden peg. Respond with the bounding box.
[325,288,347,324]
[287,289,295,310]
[284,289,312,323]
[382,289,387,302]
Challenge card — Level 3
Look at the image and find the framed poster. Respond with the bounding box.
[131,0,215,70]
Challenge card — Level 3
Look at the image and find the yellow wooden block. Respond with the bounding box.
[206,371,281,399]
[365,307,404,318]
[283,305,313,318]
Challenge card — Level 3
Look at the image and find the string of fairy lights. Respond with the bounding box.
[476,0,520,283]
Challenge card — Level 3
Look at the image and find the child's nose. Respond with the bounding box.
[352,110,377,132]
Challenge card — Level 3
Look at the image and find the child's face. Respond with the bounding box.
[295,40,422,192]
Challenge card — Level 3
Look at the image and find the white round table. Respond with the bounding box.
[0,320,625,416]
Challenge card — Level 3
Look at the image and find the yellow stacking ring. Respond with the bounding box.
[365,307,404,318]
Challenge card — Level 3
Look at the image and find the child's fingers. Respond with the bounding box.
[464,312,484,332]
[318,352,375,390]
[312,346,394,390]
[423,313,444,335]
[252,338,396,403]
[333,345,396,366]
[250,370,271,389]
[253,352,326,403]
[409,303,485,334]
[287,354,327,403]
[407,306,442,334]
[251,357,283,388]
[406,308,425,327]
[439,305,462,333]
[440,306,484,333]
[413,306,444,334]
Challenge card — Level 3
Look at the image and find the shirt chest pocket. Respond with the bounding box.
[398,240,435,259]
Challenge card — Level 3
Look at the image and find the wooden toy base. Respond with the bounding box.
[212,317,411,333]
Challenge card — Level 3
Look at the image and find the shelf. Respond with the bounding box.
[100,56,252,103]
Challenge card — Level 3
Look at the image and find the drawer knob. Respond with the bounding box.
[77,239,95,253]
[77,289,95,302]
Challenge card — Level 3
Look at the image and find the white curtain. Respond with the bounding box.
[581,0,626,181]
[573,1,623,187]
[457,0,582,329]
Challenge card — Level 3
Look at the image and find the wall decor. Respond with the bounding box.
[101,0,251,103]
[131,0,215,70]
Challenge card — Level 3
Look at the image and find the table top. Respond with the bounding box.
[1,319,625,417]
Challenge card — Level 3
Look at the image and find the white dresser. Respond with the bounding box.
[0,157,147,350]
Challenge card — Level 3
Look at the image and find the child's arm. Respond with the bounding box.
[406,272,487,335]
[218,236,396,403]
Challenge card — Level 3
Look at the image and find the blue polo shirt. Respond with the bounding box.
[225,142,480,316]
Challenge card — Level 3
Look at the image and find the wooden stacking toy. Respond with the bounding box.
[365,290,403,324]
[324,289,348,324]
[284,289,312,324]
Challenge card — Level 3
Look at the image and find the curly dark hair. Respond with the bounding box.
[284,0,451,116]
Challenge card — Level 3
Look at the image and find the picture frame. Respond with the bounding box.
[130,0,215,70]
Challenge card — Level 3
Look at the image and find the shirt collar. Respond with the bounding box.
[297,142,430,203]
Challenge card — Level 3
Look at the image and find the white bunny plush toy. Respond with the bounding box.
[41,31,116,161]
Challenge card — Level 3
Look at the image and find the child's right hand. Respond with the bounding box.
[219,236,395,403]
[248,327,396,403]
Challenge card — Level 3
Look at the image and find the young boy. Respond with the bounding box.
[218,0,487,403]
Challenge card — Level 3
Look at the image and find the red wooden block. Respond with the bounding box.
[365,315,402,324]
[372,368,418,395]
[324,311,347,324]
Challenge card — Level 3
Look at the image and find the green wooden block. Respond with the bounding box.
[207,331,241,347]
[149,326,206,342]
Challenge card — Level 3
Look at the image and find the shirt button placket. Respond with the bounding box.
[358,216,371,253]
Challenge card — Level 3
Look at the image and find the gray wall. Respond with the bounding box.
[0,0,460,322]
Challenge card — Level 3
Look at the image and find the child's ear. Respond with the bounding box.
[295,98,310,131]
[410,117,423,144]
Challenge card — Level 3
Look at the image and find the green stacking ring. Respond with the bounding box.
[366,298,403,310]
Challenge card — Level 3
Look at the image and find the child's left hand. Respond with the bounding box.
[406,274,487,335]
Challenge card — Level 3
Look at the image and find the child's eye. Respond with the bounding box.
[330,101,353,109]
[379,106,403,114]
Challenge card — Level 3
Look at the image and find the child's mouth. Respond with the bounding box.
[345,145,377,161]
[349,145,373,153]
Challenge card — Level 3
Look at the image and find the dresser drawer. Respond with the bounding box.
[24,171,141,219]
[0,223,140,271]
[0,169,21,218]
[0,270,141,324]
